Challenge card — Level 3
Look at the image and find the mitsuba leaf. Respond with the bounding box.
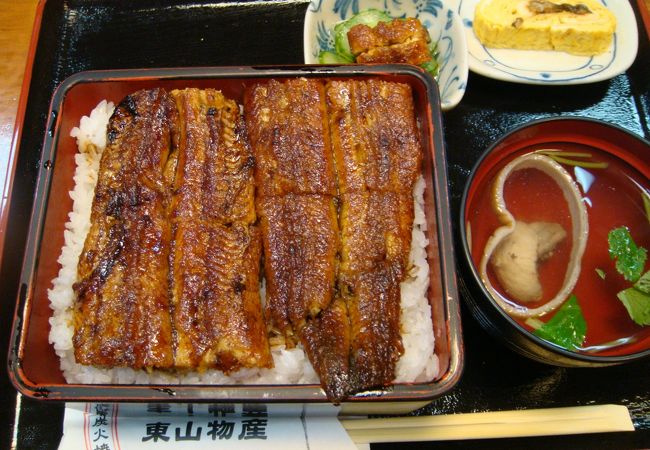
[533,295,586,350]
[642,190,650,224]
[617,285,650,326]
[635,271,650,294]
[608,227,647,282]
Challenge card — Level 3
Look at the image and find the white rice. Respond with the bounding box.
[48,100,437,386]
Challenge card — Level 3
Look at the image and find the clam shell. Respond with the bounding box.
[479,153,589,318]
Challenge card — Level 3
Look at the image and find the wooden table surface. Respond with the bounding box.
[0,0,39,256]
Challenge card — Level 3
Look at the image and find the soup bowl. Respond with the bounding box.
[459,117,650,367]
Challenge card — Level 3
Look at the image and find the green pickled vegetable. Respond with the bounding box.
[420,41,439,78]
[318,50,352,64]
[530,295,586,350]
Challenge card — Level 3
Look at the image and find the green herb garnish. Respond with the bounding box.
[635,270,650,294]
[618,287,650,326]
[595,268,606,280]
[608,227,650,326]
[526,295,586,350]
[535,150,608,169]
[620,271,650,326]
[608,227,647,282]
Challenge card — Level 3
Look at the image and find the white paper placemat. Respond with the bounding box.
[60,403,362,450]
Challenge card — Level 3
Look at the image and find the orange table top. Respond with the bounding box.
[0,0,39,256]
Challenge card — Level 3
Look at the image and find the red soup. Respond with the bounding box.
[467,144,650,357]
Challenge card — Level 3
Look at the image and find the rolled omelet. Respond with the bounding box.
[473,0,616,56]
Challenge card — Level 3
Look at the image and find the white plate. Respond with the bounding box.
[450,0,638,84]
[303,0,469,110]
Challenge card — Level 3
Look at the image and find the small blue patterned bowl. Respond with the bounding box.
[303,0,468,110]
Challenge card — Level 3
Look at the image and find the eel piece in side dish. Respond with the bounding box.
[169,88,271,371]
[171,221,271,371]
[347,18,432,65]
[244,78,336,197]
[73,88,178,369]
[326,79,422,194]
[257,193,339,346]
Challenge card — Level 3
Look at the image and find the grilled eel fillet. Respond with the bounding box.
[246,78,422,402]
[327,79,422,195]
[327,80,421,397]
[73,88,272,372]
[245,78,337,197]
[256,194,339,345]
[245,79,338,346]
[169,88,271,371]
[73,89,177,369]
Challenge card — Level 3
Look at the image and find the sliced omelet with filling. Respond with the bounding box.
[473,0,617,56]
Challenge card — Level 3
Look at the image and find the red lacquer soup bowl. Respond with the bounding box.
[460,117,650,367]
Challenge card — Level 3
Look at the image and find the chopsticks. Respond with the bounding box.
[340,404,634,443]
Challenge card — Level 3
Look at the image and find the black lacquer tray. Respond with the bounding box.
[2,0,650,448]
